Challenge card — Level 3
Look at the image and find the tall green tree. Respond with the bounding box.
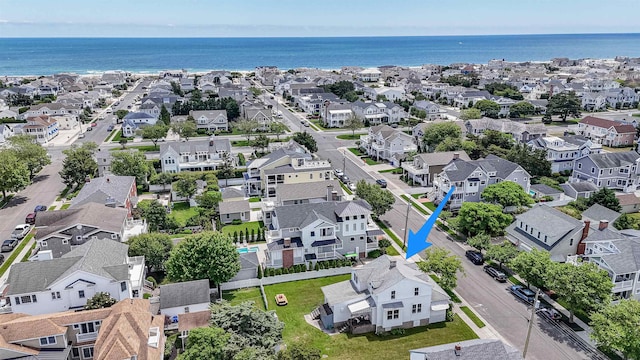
[459,108,482,120]
[127,233,173,272]
[344,116,365,137]
[159,105,171,125]
[195,191,222,211]
[84,292,117,310]
[151,171,174,191]
[481,181,533,208]
[509,101,535,118]
[115,109,129,120]
[586,187,622,212]
[165,232,241,292]
[506,143,551,177]
[466,233,491,252]
[547,92,581,121]
[292,131,317,152]
[251,134,270,154]
[175,173,198,199]
[171,116,197,140]
[216,152,235,187]
[236,119,260,142]
[210,301,284,351]
[179,327,230,360]
[485,241,520,269]
[474,100,500,118]
[139,124,169,149]
[142,200,169,231]
[422,122,461,152]
[434,137,463,152]
[591,299,640,359]
[269,121,287,141]
[110,151,151,186]
[355,180,395,218]
[457,202,513,237]
[548,262,613,323]
[59,142,98,188]
[0,149,30,199]
[509,249,552,289]
[417,248,465,291]
[8,134,51,178]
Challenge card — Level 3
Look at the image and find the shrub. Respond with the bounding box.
[390,328,405,336]
[283,267,289,274]
[314,262,319,271]
[146,276,157,287]
[143,293,152,299]
[257,266,263,279]
[378,239,391,249]
[231,219,243,225]
[233,231,238,242]
[368,250,382,258]
[275,268,282,276]
[180,228,192,234]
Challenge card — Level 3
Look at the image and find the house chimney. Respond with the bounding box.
[283,238,291,248]
[389,260,397,269]
[577,220,590,255]
[327,185,334,201]
[453,152,460,160]
[454,344,462,356]
[599,220,609,230]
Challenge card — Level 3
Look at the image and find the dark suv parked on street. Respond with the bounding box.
[465,250,484,265]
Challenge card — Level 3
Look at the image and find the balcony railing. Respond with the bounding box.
[613,280,634,291]
[76,332,98,343]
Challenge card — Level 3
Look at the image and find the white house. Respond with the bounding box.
[189,110,228,132]
[159,279,210,319]
[319,255,450,334]
[121,112,160,138]
[528,135,603,173]
[6,239,145,315]
[359,125,417,166]
[23,115,59,144]
[159,137,233,173]
[358,68,382,82]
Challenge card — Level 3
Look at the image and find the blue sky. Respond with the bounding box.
[1,0,639,37]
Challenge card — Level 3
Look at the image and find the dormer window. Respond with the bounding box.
[391,291,396,299]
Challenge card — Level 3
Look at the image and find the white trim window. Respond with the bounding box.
[40,336,56,345]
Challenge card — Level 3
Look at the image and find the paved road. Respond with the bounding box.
[261,90,596,360]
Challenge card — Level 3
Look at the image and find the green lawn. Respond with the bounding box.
[347,147,365,156]
[376,219,406,252]
[60,203,71,210]
[48,206,56,211]
[378,168,403,174]
[385,245,400,256]
[220,221,264,236]
[21,242,37,262]
[363,157,379,166]
[110,130,123,142]
[264,276,477,359]
[336,133,365,140]
[222,287,266,310]
[232,140,251,147]
[170,202,199,227]
[460,306,486,328]
[105,128,119,142]
[633,113,640,117]
[339,182,353,195]
[401,195,430,216]
[248,197,261,203]
[411,193,422,199]
[110,145,159,152]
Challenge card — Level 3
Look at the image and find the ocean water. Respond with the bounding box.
[1,34,640,76]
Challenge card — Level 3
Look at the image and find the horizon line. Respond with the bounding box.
[1,31,640,39]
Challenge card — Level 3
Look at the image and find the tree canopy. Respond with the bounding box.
[421,122,461,152]
[292,132,317,153]
[459,108,482,120]
[481,181,533,208]
[171,117,197,140]
[139,124,169,149]
[509,101,535,118]
[59,142,98,188]
[141,200,170,232]
[473,100,500,118]
[8,134,51,178]
[210,301,284,351]
[466,233,491,252]
[548,261,612,323]
[84,292,117,310]
[591,299,640,359]
[547,92,581,121]
[355,180,395,218]
[236,119,260,141]
[178,327,231,360]
[175,173,198,199]
[485,241,520,269]
[345,116,364,137]
[110,150,151,186]
[417,248,464,291]
[484,83,524,100]
[506,143,551,178]
[127,233,173,272]
[586,187,622,212]
[456,202,513,237]
[159,105,171,125]
[509,249,551,289]
[165,231,241,286]
[0,149,30,199]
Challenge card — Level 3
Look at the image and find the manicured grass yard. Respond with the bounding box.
[385,245,400,256]
[110,130,123,142]
[347,147,365,156]
[220,221,264,236]
[60,203,71,210]
[169,202,199,227]
[363,157,379,166]
[264,276,477,359]
[110,145,159,153]
[460,306,486,328]
[222,287,265,310]
[336,133,365,140]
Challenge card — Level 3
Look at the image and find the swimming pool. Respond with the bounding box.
[237,246,260,254]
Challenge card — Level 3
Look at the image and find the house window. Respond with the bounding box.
[111,233,118,240]
[361,223,365,230]
[591,167,595,174]
[310,231,315,237]
[82,346,94,359]
[345,224,349,231]
[72,348,80,358]
[51,291,61,300]
[361,215,365,219]
[391,291,396,299]
[345,216,350,221]
[578,163,582,169]
[40,336,56,345]
[392,309,399,319]
[121,282,127,291]
[78,290,85,299]
[412,304,422,313]
[42,241,48,247]
[185,306,190,313]
[414,287,419,296]
[62,239,68,244]
[79,322,96,334]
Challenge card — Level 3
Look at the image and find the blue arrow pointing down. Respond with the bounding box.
[405,186,456,259]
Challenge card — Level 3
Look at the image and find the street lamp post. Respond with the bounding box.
[403,202,411,249]
[522,289,541,359]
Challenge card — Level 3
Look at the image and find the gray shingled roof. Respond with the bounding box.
[159,279,210,309]
[410,339,523,360]
[589,152,640,169]
[530,183,563,195]
[416,151,471,166]
[582,204,621,224]
[513,205,583,240]
[601,239,640,275]
[247,141,310,170]
[35,203,129,239]
[273,200,371,230]
[276,180,342,203]
[159,138,232,158]
[442,155,524,182]
[562,181,599,193]
[321,280,364,306]
[221,187,245,200]
[219,200,250,215]
[71,175,135,209]
[7,239,130,295]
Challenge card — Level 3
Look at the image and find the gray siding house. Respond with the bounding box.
[571,152,640,193]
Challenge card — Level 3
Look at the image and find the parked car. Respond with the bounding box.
[340,175,350,183]
[465,250,483,265]
[0,254,5,265]
[107,125,114,131]
[376,179,387,188]
[303,122,310,127]
[25,213,36,225]
[483,265,507,282]
[538,307,562,321]
[510,285,536,304]
[275,293,288,306]
[334,169,344,177]
[78,133,85,138]
[1,239,18,252]
[34,205,47,212]
[86,126,93,132]
[348,182,357,191]
[91,122,97,127]
[11,224,31,240]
